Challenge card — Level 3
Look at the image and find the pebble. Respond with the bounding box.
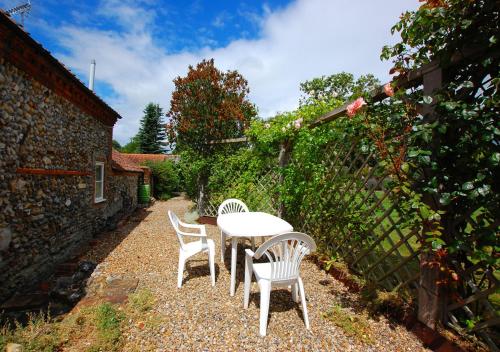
[76,197,429,351]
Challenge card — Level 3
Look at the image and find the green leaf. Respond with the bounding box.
[491,153,500,165]
[420,206,430,219]
[432,238,445,249]
[462,81,474,88]
[439,193,452,206]
[401,162,410,173]
[461,20,472,29]
[442,101,458,111]
[477,185,491,197]
[461,182,474,191]
[423,96,433,104]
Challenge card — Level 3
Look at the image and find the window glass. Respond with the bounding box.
[95,163,104,201]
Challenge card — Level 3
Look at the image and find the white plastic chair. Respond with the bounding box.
[218,199,253,261]
[243,232,316,336]
[168,210,215,288]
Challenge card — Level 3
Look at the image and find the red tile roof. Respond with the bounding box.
[112,150,145,173]
[123,154,178,165]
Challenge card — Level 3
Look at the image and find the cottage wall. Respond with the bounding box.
[0,59,138,301]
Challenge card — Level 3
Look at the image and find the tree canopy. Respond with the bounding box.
[299,72,380,105]
[166,59,256,155]
[112,139,122,151]
[137,103,166,154]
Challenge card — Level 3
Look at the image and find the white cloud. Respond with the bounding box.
[43,0,418,144]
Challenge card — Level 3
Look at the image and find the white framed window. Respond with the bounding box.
[94,162,105,203]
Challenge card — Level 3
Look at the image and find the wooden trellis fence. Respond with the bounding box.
[291,138,422,294]
[202,167,280,217]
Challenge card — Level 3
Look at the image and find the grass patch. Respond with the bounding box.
[0,302,126,352]
[0,312,60,352]
[90,303,124,351]
[125,288,164,332]
[322,304,374,345]
[128,288,155,313]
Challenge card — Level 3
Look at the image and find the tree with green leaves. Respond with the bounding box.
[112,139,122,151]
[120,135,140,153]
[299,72,380,105]
[166,59,256,155]
[137,103,166,154]
[166,58,257,212]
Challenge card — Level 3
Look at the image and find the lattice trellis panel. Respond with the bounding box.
[446,263,499,349]
[202,168,280,217]
[291,138,422,293]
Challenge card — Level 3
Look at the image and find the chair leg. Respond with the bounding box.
[297,277,310,329]
[259,281,271,336]
[291,283,299,303]
[208,246,215,286]
[244,257,252,309]
[177,254,185,288]
[220,231,226,262]
[251,237,256,251]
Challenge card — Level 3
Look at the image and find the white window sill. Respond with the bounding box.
[94,198,107,204]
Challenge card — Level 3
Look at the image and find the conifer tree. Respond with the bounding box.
[138,103,166,154]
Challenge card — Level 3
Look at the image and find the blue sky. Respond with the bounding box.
[2,0,418,144]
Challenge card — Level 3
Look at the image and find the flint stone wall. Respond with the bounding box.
[0,58,139,301]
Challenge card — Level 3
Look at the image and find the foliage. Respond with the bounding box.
[0,312,60,352]
[145,160,180,199]
[128,288,156,313]
[246,98,342,151]
[92,303,123,351]
[166,58,257,156]
[112,139,122,151]
[121,134,141,154]
[322,304,374,345]
[379,0,499,273]
[207,148,277,213]
[299,72,380,105]
[137,103,166,154]
[176,149,210,200]
[0,303,126,352]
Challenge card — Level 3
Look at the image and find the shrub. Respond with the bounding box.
[145,160,180,199]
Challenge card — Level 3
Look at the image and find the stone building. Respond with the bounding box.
[0,12,143,301]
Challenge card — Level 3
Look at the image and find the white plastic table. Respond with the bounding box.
[217,212,293,296]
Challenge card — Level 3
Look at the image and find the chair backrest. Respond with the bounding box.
[218,198,249,216]
[254,232,316,281]
[168,210,186,249]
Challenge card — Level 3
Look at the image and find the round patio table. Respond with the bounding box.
[217,212,293,296]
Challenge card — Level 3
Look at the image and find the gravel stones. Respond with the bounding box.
[77,197,429,351]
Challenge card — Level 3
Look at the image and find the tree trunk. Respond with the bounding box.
[197,171,209,217]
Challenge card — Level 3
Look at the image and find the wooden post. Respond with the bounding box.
[277,139,292,218]
[418,67,446,330]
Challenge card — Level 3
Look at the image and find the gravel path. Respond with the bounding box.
[80,196,428,351]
